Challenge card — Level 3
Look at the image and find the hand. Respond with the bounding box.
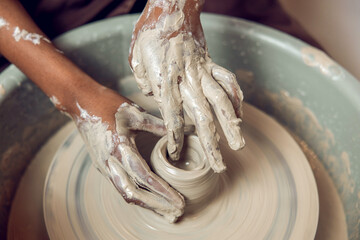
[68,87,185,222]
[0,0,185,222]
[129,0,245,172]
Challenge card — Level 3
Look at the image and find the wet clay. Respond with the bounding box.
[301,46,344,80]
[151,135,219,213]
[43,103,319,240]
[130,0,245,170]
[8,117,347,239]
[8,75,347,239]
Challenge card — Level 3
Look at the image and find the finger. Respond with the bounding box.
[180,81,226,173]
[211,65,244,118]
[157,63,185,161]
[117,144,184,208]
[130,43,153,96]
[116,103,167,136]
[201,71,245,150]
[116,103,194,136]
[114,139,185,208]
[134,74,153,96]
[137,37,186,160]
[107,156,184,223]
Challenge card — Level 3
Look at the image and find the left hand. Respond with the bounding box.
[68,87,185,222]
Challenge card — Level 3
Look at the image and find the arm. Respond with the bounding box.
[0,0,184,222]
[129,0,245,171]
[0,0,127,119]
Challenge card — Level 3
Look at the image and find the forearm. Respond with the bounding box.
[0,0,126,116]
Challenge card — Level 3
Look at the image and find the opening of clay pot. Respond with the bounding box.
[169,138,205,171]
[150,135,219,210]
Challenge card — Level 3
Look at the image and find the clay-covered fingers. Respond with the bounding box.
[130,44,153,96]
[211,65,244,119]
[201,71,245,150]
[158,45,188,161]
[116,103,167,136]
[180,81,225,173]
[134,74,153,96]
[113,104,185,221]
[107,146,185,222]
[158,81,184,161]
[148,59,185,161]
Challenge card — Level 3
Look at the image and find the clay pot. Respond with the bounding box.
[150,135,219,210]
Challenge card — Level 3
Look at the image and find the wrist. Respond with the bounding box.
[63,80,130,124]
[130,0,205,62]
[135,0,203,35]
[49,73,99,114]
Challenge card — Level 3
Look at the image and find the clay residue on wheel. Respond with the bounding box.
[301,46,344,80]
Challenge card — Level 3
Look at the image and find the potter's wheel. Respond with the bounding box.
[43,99,319,239]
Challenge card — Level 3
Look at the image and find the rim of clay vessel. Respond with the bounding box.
[150,135,213,183]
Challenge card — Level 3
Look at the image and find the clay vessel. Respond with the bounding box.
[150,135,219,212]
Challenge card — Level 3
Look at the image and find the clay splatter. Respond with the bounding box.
[12,27,50,45]
[49,96,60,106]
[301,46,344,80]
[0,17,9,30]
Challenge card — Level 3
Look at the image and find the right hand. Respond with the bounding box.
[129,0,245,172]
